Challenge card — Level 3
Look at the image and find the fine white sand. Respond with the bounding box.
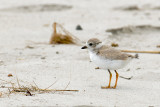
[0,0,160,106]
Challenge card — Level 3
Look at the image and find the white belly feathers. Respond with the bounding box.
[89,51,131,70]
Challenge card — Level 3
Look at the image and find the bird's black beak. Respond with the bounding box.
[81,46,87,49]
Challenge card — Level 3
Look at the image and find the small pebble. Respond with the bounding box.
[76,25,83,30]
[136,68,141,70]
[156,45,160,48]
[111,43,119,47]
[41,57,46,59]
[0,61,4,65]
[126,69,130,71]
[8,74,13,77]
[95,67,100,69]
[56,51,59,54]
[26,45,34,49]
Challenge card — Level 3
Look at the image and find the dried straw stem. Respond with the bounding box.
[121,50,160,54]
[1,87,78,92]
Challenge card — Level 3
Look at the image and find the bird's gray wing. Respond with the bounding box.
[98,48,130,60]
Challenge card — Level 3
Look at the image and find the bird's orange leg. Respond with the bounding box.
[101,69,112,89]
[112,70,119,89]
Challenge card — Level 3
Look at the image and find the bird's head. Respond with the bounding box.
[81,38,102,51]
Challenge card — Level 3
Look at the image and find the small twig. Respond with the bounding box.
[13,89,26,92]
[121,50,160,54]
[26,90,32,96]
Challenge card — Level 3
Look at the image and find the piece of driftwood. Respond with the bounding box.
[121,50,160,54]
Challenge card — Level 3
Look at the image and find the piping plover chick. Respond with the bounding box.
[81,38,138,89]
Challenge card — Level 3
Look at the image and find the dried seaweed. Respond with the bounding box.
[0,78,78,97]
[49,22,82,45]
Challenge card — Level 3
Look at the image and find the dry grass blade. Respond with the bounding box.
[38,89,78,92]
[33,81,39,91]
[58,23,81,43]
[0,78,14,84]
[15,73,21,88]
[44,80,58,90]
[121,50,160,54]
[61,81,71,94]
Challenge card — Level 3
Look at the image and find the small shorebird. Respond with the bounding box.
[81,38,138,89]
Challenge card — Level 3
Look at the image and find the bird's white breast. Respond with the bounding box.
[89,51,131,70]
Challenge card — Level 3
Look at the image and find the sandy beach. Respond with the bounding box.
[0,0,160,106]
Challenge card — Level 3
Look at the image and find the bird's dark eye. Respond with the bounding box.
[89,43,93,46]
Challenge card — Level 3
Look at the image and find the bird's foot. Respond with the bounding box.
[101,86,111,89]
[101,86,117,89]
[111,86,116,89]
